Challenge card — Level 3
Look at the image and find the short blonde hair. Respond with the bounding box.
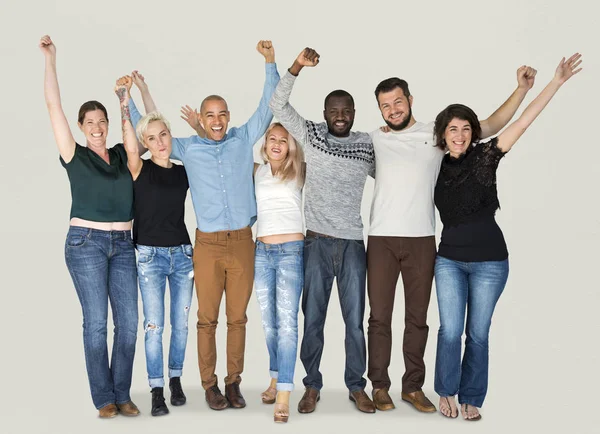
[135,111,171,143]
[261,123,305,186]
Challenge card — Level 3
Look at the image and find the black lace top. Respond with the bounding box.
[435,137,509,262]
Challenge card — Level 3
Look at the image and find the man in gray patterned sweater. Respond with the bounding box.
[270,47,376,414]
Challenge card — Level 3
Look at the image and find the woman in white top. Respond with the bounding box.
[254,123,305,423]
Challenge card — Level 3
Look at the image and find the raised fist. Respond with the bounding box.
[295,47,320,67]
[256,40,275,61]
[131,70,148,93]
[517,65,537,90]
[39,35,56,57]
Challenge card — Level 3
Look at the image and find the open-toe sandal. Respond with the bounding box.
[440,397,458,419]
[464,404,482,422]
[274,403,289,423]
[261,387,277,404]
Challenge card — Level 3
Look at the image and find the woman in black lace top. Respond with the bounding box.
[432,54,582,421]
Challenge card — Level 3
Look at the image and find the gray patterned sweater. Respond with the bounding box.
[269,71,375,240]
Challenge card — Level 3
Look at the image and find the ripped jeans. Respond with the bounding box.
[137,244,195,388]
[254,240,304,391]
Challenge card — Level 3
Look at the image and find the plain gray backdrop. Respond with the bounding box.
[1,0,598,433]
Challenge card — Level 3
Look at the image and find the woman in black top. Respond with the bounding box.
[40,35,141,418]
[115,75,193,417]
[433,54,582,421]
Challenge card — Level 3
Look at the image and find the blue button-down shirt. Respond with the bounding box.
[130,63,280,233]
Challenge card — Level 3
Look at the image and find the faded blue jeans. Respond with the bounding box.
[434,256,509,407]
[64,226,138,409]
[300,234,367,392]
[254,240,304,391]
[137,244,195,388]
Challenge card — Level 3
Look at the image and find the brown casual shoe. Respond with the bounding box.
[205,385,229,410]
[372,388,395,411]
[117,401,140,417]
[98,403,118,418]
[225,383,246,409]
[298,387,320,414]
[349,389,376,413]
[401,390,436,413]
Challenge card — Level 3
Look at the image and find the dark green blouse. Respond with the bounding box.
[60,143,134,222]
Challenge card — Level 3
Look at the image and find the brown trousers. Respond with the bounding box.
[366,235,436,393]
[193,227,254,389]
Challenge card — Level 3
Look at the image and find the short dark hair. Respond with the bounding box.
[374,77,411,102]
[434,104,482,150]
[324,89,354,109]
[78,100,108,124]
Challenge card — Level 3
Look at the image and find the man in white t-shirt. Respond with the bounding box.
[366,70,535,413]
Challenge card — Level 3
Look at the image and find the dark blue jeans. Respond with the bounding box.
[65,226,138,409]
[300,233,367,392]
[434,256,509,407]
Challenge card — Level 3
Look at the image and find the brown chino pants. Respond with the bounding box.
[193,227,254,389]
[367,235,436,393]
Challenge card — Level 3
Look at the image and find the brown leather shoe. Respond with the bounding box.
[117,401,140,417]
[98,403,118,418]
[298,387,320,414]
[401,390,436,413]
[225,383,246,409]
[349,389,376,413]
[372,388,395,411]
[206,385,229,410]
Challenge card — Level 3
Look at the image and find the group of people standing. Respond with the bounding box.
[40,34,582,423]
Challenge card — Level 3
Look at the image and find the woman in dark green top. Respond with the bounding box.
[40,35,141,418]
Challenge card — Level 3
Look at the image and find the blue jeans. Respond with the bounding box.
[64,226,138,409]
[254,240,304,392]
[137,245,195,388]
[300,234,367,392]
[434,256,509,407]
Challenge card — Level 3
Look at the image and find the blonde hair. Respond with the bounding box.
[135,111,171,143]
[261,123,305,186]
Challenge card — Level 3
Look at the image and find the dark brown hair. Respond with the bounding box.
[77,100,108,124]
[434,104,481,150]
[374,77,411,103]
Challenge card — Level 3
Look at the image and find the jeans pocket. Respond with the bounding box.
[183,244,193,259]
[66,234,87,248]
[137,246,155,264]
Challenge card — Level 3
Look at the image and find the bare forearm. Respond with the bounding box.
[514,79,561,130]
[481,86,529,137]
[139,88,157,113]
[44,56,61,109]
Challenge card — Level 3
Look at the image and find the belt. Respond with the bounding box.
[306,230,337,239]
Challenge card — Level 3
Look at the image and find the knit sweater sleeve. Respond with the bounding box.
[269,71,309,146]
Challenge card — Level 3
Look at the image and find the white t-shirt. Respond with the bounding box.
[369,121,444,237]
[254,163,304,237]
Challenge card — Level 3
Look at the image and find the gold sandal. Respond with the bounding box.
[261,386,277,404]
[274,403,289,423]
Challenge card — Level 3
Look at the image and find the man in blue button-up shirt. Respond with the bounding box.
[129,40,280,411]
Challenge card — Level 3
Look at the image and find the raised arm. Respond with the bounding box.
[180,104,206,138]
[269,47,319,146]
[497,53,582,153]
[480,65,537,138]
[115,76,142,179]
[237,40,280,145]
[40,35,76,163]
[129,70,158,156]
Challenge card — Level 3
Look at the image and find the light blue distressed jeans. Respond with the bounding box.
[137,244,194,388]
[254,240,304,391]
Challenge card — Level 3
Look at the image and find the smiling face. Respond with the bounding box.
[199,97,230,141]
[264,124,290,163]
[324,95,355,137]
[444,117,473,157]
[142,120,172,159]
[78,109,108,147]
[377,88,413,131]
